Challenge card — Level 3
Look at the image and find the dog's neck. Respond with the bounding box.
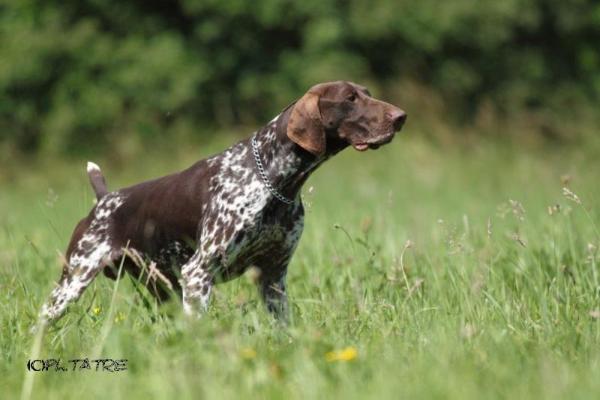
[251,106,335,202]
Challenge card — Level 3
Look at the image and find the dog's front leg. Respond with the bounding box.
[258,267,289,323]
[181,251,214,317]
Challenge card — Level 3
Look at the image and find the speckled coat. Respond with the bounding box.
[39,81,406,325]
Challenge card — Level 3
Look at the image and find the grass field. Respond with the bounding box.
[1,132,600,399]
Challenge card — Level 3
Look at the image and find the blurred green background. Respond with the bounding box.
[2,0,600,162]
[3,3,600,399]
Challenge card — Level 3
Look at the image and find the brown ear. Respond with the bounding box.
[287,92,325,156]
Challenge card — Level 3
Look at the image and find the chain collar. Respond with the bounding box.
[251,134,297,205]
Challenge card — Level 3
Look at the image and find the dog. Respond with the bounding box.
[39,81,406,325]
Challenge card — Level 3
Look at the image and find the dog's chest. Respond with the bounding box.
[231,202,303,260]
[203,183,304,277]
[195,141,305,277]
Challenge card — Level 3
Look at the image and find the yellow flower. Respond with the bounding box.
[114,312,126,323]
[240,347,257,360]
[325,347,358,362]
[92,306,102,316]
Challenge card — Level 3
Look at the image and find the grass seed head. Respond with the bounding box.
[562,187,581,204]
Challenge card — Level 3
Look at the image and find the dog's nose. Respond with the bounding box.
[387,109,407,131]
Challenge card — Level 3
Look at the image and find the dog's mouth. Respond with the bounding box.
[352,131,396,152]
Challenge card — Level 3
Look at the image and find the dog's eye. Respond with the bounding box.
[347,93,357,102]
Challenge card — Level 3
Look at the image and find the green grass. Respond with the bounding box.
[1,133,600,399]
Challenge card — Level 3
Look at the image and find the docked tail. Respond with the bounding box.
[86,161,108,200]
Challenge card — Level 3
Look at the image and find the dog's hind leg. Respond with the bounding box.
[39,193,125,325]
[40,223,116,324]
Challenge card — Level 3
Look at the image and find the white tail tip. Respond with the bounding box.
[87,161,101,173]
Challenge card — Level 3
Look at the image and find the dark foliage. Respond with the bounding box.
[1,0,599,154]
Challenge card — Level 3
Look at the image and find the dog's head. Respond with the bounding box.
[287,81,406,156]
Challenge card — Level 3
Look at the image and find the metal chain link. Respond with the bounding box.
[251,135,296,205]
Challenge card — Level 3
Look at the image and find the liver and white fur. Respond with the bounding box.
[39,81,406,325]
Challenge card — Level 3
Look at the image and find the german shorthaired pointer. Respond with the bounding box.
[39,81,406,325]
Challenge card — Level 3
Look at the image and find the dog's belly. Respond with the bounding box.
[104,238,194,285]
[117,223,287,283]
[119,197,304,285]
[154,240,196,269]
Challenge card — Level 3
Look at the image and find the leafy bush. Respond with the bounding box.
[1,0,599,154]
